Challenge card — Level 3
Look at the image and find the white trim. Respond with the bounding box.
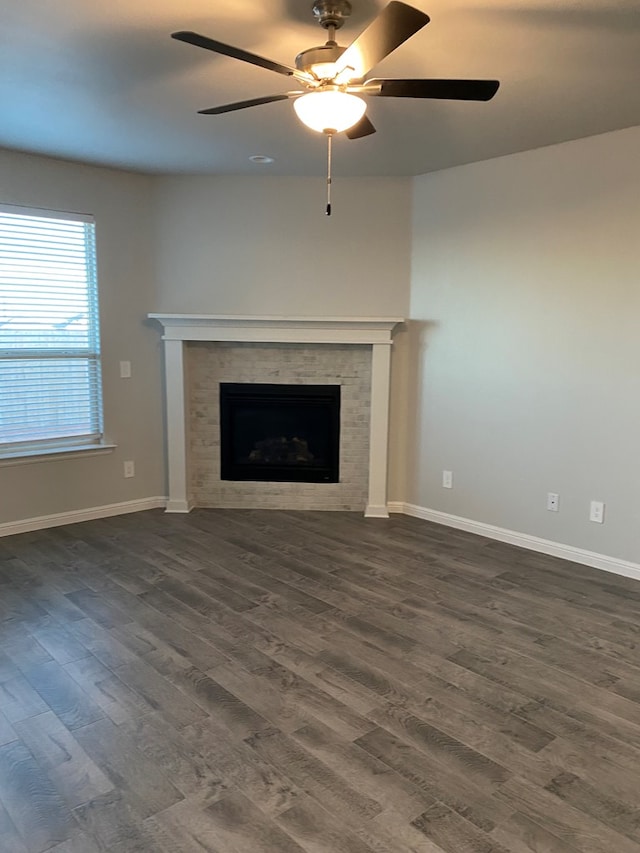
[388,502,640,583]
[367,344,392,517]
[365,504,391,519]
[0,444,116,468]
[165,499,192,514]
[148,314,403,346]
[0,497,166,538]
[164,339,189,513]
[5,496,636,583]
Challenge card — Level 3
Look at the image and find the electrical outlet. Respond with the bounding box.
[442,470,453,489]
[546,492,559,512]
[589,500,605,524]
[119,360,131,378]
[123,460,135,479]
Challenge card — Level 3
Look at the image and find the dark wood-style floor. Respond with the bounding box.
[0,509,640,852]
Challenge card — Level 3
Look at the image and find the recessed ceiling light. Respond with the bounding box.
[249,155,274,164]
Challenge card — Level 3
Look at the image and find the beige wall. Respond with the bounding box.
[408,127,640,563]
[3,127,639,569]
[151,174,413,506]
[0,150,164,523]
[151,175,412,317]
[0,161,411,525]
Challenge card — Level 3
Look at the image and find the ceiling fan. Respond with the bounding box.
[172,0,500,212]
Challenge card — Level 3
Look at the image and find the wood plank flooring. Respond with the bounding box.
[0,508,639,852]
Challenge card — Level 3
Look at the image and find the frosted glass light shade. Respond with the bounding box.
[293,91,366,133]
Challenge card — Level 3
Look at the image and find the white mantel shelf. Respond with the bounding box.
[148,314,404,518]
[148,314,403,345]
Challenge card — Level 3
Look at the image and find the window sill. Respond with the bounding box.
[0,443,117,468]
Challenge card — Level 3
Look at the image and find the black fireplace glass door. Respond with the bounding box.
[220,383,340,483]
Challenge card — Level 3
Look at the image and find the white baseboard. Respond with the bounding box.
[165,499,192,514]
[0,497,167,538]
[388,501,640,583]
[365,504,391,519]
[4,497,637,584]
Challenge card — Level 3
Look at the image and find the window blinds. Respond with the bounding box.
[0,205,103,452]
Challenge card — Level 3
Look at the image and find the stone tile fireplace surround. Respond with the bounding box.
[149,315,403,517]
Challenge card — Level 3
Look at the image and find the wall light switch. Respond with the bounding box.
[119,360,131,379]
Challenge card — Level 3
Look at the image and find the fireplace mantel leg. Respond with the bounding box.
[365,342,392,518]
[164,339,191,513]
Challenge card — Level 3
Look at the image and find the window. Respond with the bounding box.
[0,204,103,457]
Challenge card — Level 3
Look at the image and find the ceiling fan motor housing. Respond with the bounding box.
[295,43,346,75]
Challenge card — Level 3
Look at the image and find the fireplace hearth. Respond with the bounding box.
[220,383,340,483]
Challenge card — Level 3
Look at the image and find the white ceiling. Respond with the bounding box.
[1,0,639,177]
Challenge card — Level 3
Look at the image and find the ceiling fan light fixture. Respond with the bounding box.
[293,90,366,133]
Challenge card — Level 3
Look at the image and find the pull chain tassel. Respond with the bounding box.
[326,131,333,216]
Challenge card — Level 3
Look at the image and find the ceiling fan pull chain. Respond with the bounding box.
[326,131,333,216]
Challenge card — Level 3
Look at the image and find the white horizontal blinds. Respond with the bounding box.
[0,206,103,451]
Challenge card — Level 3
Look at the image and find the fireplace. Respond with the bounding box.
[220,383,340,483]
[148,315,402,516]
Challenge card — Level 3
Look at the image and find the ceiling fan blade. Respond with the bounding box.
[334,2,430,80]
[172,31,297,77]
[346,115,377,139]
[368,78,500,101]
[198,93,302,115]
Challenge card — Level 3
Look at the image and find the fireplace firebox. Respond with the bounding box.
[219,383,340,483]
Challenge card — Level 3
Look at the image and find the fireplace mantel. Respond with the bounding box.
[148,314,402,345]
[149,314,404,517]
